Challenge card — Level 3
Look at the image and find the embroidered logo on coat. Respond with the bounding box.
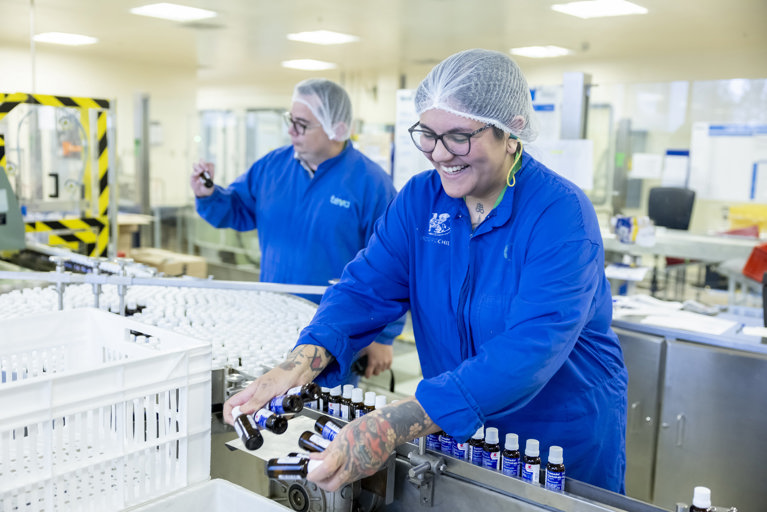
[330,195,351,209]
[427,213,451,236]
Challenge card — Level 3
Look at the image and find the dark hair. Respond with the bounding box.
[492,126,506,140]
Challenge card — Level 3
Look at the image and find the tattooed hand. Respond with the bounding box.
[307,397,441,491]
[223,344,333,425]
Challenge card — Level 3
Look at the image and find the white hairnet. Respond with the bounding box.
[415,49,538,142]
[292,78,352,141]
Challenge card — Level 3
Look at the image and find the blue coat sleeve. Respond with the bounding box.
[195,162,261,231]
[359,166,405,347]
[295,189,412,380]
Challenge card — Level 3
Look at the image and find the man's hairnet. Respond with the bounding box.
[414,49,538,143]
[292,78,352,141]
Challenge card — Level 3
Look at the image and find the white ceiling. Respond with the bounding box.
[2,0,767,88]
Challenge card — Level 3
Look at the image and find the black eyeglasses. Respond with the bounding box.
[408,122,492,156]
[282,112,319,135]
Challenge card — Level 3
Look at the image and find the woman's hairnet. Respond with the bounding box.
[414,49,538,142]
[292,78,353,141]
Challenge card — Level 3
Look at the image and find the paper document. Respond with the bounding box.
[605,264,649,282]
[742,326,767,338]
[640,311,737,336]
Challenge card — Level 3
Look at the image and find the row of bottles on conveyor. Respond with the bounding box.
[425,426,721,509]
[425,425,565,491]
[232,385,721,511]
[229,382,389,480]
[231,382,389,451]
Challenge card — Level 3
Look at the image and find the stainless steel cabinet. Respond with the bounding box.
[652,339,767,511]
[617,327,767,512]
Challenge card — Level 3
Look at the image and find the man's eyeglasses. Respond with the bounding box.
[283,112,319,135]
[408,122,492,156]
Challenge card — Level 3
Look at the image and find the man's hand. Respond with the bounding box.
[191,159,215,198]
[359,341,393,379]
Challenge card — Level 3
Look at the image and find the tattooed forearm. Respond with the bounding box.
[379,399,438,442]
[335,397,439,482]
[277,344,334,380]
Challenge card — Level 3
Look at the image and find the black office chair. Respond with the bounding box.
[647,187,696,299]
[648,187,695,230]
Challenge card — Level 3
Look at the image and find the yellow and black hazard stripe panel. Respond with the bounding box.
[25,217,107,257]
[19,94,109,110]
[96,111,109,217]
[0,93,28,121]
[2,92,111,257]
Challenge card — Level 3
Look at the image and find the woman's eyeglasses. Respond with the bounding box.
[408,122,492,156]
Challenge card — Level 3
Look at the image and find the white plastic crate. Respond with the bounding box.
[0,308,212,511]
[125,479,290,511]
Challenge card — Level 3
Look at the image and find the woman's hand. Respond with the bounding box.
[307,397,440,491]
[223,344,333,425]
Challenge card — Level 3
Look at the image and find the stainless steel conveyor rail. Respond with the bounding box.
[0,265,327,314]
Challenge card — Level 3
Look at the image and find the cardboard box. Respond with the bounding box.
[130,247,208,278]
[117,213,153,254]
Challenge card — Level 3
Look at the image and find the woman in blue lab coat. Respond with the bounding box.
[225,49,628,493]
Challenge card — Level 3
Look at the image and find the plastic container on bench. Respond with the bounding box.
[0,308,212,512]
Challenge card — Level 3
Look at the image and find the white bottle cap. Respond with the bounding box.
[692,486,711,508]
[342,387,352,399]
[364,391,376,406]
[472,426,484,440]
[504,433,519,450]
[525,439,539,457]
[231,406,242,422]
[342,384,354,395]
[331,385,342,396]
[548,445,563,465]
[485,427,499,444]
[374,395,387,409]
[352,388,363,403]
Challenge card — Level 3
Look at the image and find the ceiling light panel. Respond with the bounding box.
[281,59,338,71]
[286,30,360,45]
[510,46,572,58]
[130,3,217,22]
[33,32,98,46]
[551,0,647,19]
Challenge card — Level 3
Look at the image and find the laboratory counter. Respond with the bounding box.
[601,227,757,264]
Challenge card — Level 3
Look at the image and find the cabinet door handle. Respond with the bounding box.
[630,401,640,432]
[675,413,686,447]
